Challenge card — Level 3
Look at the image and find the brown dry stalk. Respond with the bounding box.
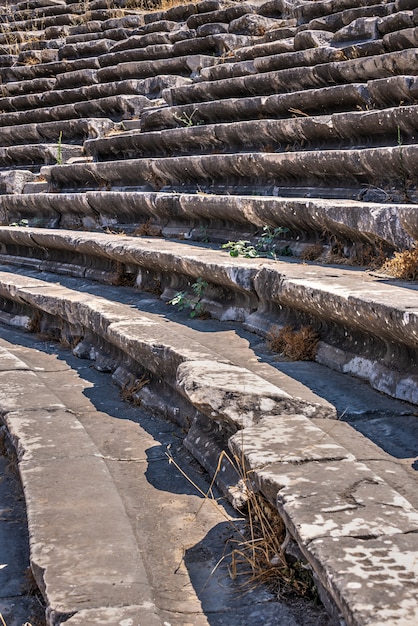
[165,447,315,597]
[267,325,319,361]
[380,247,418,280]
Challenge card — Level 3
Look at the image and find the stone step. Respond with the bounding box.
[0,118,115,147]
[97,33,252,68]
[0,54,17,67]
[0,170,38,194]
[165,48,418,105]
[0,226,416,404]
[57,37,115,60]
[305,2,397,32]
[0,94,150,127]
[16,47,59,64]
[193,45,350,82]
[0,143,82,168]
[0,78,186,113]
[96,53,221,83]
[84,104,418,162]
[0,266,417,625]
[228,33,296,62]
[13,1,81,19]
[228,419,418,626]
[143,0,223,26]
[105,30,172,53]
[100,43,174,68]
[140,82,369,130]
[0,334,162,626]
[4,12,78,32]
[0,28,46,48]
[199,37,396,83]
[0,264,335,408]
[0,77,56,97]
[64,30,111,45]
[44,144,418,203]
[1,55,100,83]
[141,75,417,130]
[1,190,416,251]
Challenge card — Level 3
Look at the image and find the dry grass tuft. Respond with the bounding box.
[229,488,314,597]
[300,244,323,262]
[120,374,150,404]
[380,247,418,280]
[267,325,319,361]
[165,447,317,599]
[134,219,162,237]
[112,261,137,286]
[27,311,42,334]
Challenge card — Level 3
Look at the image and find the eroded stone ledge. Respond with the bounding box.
[0,227,416,404]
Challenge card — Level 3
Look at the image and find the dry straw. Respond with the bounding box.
[165,446,315,597]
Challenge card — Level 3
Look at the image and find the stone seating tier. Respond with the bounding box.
[0,118,116,146]
[164,48,418,104]
[0,94,150,126]
[0,143,82,168]
[83,105,418,160]
[0,226,416,406]
[0,267,417,626]
[1,190,417,250]
[42,144,418,204]
[0,0,418,623]
[0,77,189,113]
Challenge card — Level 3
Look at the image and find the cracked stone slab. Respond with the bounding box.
[0,366,159,624]
[177,360,335,430]
[273,459,418,543]
[307,533,418,626]
[21,455,154,621]
[0,371,66,414]
[229,414,352,466]
[3,409,98,463]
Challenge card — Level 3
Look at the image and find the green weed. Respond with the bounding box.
[222,226,291,259]
[169,277,209,318]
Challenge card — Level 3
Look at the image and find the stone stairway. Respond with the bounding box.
[0,0,418,624]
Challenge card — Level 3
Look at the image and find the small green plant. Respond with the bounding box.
[173,109,199,127]
[9,218,29,227]
[56,130,63,165]
[222,240,259,258]
[168,277,209,318]
[222,226,291,259]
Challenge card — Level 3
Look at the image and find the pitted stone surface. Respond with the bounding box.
[308,534,418,626]
[274,459,418,542]
[228,414,353,465]
[177,360,334,429]
[0,371,67,414]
